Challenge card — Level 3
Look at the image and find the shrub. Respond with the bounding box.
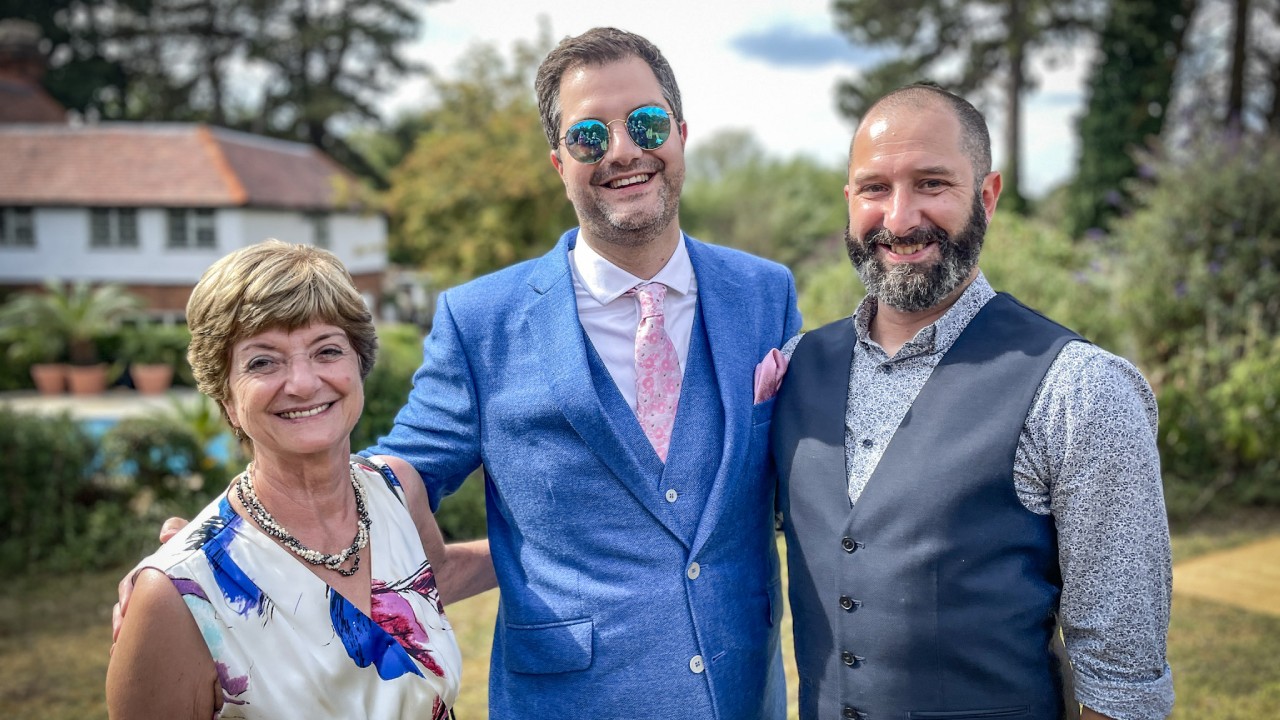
[99,416,205,506]
[1111,134,1280,372]
[0,408,95,572]
[353,322,426,451]
[1109,134,1280,519]
[0,408,171,573]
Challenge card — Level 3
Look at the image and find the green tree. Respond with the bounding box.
[0,0,132,117]
[2,0,426,183]
[682,129,847,270]
[385,36,574,286]
[831,0,1099,212]
[1066,0,1196,237]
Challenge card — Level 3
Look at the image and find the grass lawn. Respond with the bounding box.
[4,511,1277,719]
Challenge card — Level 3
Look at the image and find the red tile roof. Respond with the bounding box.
[0,74,66,123]
[0,123,361,210]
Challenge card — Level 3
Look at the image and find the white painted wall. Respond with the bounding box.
[0,206,387,284]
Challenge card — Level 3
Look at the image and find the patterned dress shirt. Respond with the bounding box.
[782,272,1174,719]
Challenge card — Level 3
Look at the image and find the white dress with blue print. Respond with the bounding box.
[137,458,461,719]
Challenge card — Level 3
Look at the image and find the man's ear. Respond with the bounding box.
[981,171,1002,221]
[550,148,564,177]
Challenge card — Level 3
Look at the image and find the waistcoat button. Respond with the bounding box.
[842,537,856,553]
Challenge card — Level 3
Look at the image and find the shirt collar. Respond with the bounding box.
[570,231,696,305]
[852,271,996,357]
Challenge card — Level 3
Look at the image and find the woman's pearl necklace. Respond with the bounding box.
[235,461,371,577]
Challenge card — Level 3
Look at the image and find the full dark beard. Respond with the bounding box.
[845,192,987,312]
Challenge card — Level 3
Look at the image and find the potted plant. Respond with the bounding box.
[123,323,190,395]
[0,325,67,394]
[0,279,142,395]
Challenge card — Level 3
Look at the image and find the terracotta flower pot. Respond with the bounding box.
[67,364,109,395]
[30,363,69,395]
[131,363,174,395]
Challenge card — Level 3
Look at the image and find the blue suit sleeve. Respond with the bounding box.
[361,291,482,511]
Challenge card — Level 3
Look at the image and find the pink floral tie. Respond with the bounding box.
[628,282,682,461]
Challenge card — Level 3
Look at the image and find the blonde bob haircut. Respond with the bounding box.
[186,239,378,429]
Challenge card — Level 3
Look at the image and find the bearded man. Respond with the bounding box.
[771,84,1174,720]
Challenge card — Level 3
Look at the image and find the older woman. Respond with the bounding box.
[107,240,491,720]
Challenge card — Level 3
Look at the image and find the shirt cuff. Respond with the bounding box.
[1074,663,1174,720]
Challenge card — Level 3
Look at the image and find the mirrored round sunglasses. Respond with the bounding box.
[560,105,673,164]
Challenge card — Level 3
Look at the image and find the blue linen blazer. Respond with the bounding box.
[366,228,801,719]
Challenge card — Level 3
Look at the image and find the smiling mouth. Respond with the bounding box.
[278,402,332,419]
[607,173,651,189]
[881,241,932,255]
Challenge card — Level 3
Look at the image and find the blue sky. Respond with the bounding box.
[389,0,1091,198]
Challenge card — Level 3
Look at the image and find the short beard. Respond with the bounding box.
[845,191,987,312]
[573,161,684,249]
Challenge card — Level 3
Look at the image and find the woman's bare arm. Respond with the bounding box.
[106,569,219,720]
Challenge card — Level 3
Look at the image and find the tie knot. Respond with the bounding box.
[629,282,667,318]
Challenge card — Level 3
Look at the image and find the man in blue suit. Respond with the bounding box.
[365,27,800,718]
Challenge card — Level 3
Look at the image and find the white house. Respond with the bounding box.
[0,122,388,318]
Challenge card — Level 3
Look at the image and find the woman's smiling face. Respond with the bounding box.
[222,322,363,462]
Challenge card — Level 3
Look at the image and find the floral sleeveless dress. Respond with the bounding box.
[139,458,461,719]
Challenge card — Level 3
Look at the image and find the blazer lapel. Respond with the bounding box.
[525,231,676,533]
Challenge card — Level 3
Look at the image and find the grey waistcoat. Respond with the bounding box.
[774,292,1080,720]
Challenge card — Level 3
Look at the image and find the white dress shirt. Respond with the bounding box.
[569,233,698,413]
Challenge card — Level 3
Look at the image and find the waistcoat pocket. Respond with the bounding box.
[908,706,1029,719]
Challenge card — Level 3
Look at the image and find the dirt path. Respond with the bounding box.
[1173,536,1280,617]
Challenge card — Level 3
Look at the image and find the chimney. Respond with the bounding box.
[0,19,66,123]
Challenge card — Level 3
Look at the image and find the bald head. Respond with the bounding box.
[851,85,991,184]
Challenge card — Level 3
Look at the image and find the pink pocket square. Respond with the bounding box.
[753,348,789,403]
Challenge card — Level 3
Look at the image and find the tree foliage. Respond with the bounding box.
[831,0,1099,212]
[1,0,426,183]
[384,36,575,286]
[0,1,128,115]
[1066,0,1196,237]
[1108,133,1280,516]
[681,129,847,270]
[1166,0,1280,137]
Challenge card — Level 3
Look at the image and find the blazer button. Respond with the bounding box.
[842,537,857,553]
[689,655,705,673]
[841,651,864,667]
[687,562,701,580]
[842,706,867,720]
[665,488,679,503]
[839,595,860,612]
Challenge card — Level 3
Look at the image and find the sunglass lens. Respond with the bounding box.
[565,120,609,163]
[626,106,671,150]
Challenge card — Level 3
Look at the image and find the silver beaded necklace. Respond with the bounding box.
[236,461,371,577]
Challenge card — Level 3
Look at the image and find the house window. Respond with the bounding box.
[308,212,331,249]
[0,207,35,247]
[89,208,139,248]
[167,208,217,249]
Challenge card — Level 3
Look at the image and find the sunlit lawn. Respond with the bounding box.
[3,512,1277,719]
